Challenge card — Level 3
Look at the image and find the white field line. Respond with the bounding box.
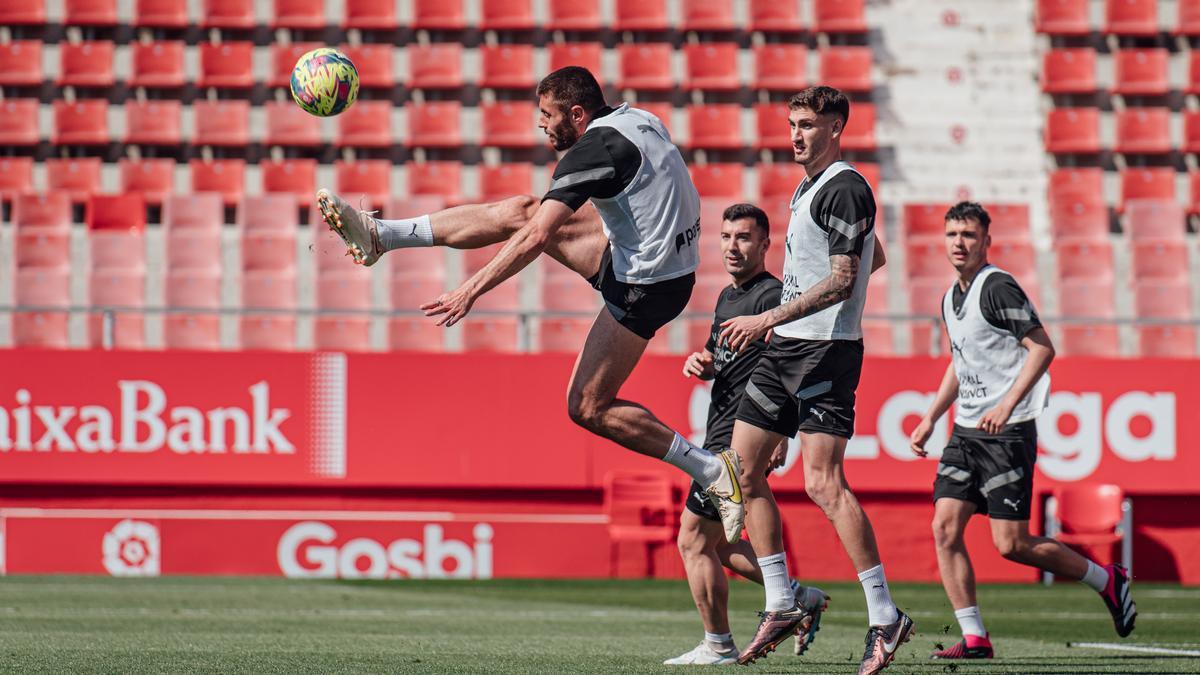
[1068,642,1200,657]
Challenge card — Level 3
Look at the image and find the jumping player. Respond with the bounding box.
[315,66,744,541]
[909,201,1137,659]
[666,203,829,666]
[714,86,909,673]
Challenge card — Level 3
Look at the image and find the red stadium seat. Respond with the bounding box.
[135,0,187,26]
[0,158,35,202]
[618,43,673,91]
[1136,280,1191,319]
[242,229,297,272]
[1113,48,1168,96]
[166,225,222,272]
[754,102,790,151]
[407,162,462,205]
[603,471,676,574]
[240,270,298,350]
[90,229,146,275]
[343,0,396,28]
[53,99,109,145]
[1041,48,1096,94]
[1125,199,1186,240]
[1050,167,1104,201]
[336,100,392,148]
[748,0,803,32]
[164,270,222,351]
[65,0,117,24]
[1056,240,1114,281]
[1058,278,1119,356]
[339,44,393,88]
[87,193,147,234]
[88,268,147,349]
[240,316,297,351]
[481,0,534,30]
[1139,325,1196,357]
[904,203,953,239]
[988,242,1036,278]
[389,318,445,352]
[335,159,392,209]
[46,157,102,204]
[406,101,462,148]
[412,0,464,30]
[539,318,593,353]
[1114,108,1170,155]
[463,245,521,310]
[982,203,1032,242]
[1181,0,1200,35]
[905,240,947,279]
[1045,108,1101,154]
[461,317,522,353]
[315,317,373,351]
[14,192,71,230]
[758,163,804,202]
[688,104,742,149]
[263,99,322,147]
[0,0,46,25]
[1105,0,1158,36]
[547,0,601,30]
[480,101,538,148]
[820,46,872,93]
[119,159,175,206]
[130,41,186,89]
[614,0,668,30]
[198,42,255,89]
[1183,111,1200,154]
[1190,170,1200,215]
[391,275,445,309]
[1036,0,1089,34]
[479,163,534,202]
[547,43,603,82]
[269,42,321,88]
[813,0,867,33]
[480,44,535,89]
[125,100,182,146]
[540,264,598,312]
[682,0,735,31]
[1132,240,1189,280]
[315,270,373,352]
[841,102,877,151]
[164,194,224,231]
[753,44,807,91]
[272,0,324,29]
[261,159,316,201]
[408,43,464,89]
[1048,170,1108,240]
[201,0,255,28]
[190,159,246,207]
[1051,484,1129,565]
[684,43,740,91]
[1120,168,1176,211]
[59,41,115,87]
[15,227,70,270]
[0,99,39,146]
[690,163,744,198]
[240,194,299,231]
[192,99,250,146]
[0,41,43,86]
[14,268,71,349]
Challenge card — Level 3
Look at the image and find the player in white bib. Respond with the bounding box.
[910,202,1137,659]
[314,66,744,543]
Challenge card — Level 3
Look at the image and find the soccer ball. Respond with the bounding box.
[290,47,360,117]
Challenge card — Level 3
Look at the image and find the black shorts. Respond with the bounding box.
[734,337,863,439]
[932,421,1038,521]
[587,248,693,339]
[685,479,721,521]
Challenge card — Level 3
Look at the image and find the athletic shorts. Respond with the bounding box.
[932,421,1038,521]
[734,337,864,440]
[587,248,694,339]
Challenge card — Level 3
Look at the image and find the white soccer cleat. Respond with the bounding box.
[316,188,383,267]
[704,449,745,544]
[663,642,739,665]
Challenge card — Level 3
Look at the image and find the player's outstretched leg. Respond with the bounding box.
[929,497,993,659]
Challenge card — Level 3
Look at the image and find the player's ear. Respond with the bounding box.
[571,104,587,125]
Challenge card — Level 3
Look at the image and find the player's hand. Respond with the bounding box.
[718,313,771,353]
[682,351,714,379]
[420,285,476,327]
[767,439,788,472]
[909,416,935,457]
[978,402,1014,435]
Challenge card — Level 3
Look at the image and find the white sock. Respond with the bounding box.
[376,214,433,250]
[662,433,722,486]
[954,606,986,638]
[1080,560,1109,592]
[704,631,734,652]
[758,552,796,611]
[857,563,900,625]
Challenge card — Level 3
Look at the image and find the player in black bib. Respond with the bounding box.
[664,204,829,665]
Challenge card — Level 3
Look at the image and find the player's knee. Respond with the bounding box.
[738,471,771,500]
[676,528,707,561]
[931,518,961,550]
[566,395,603,432]
[804,476,843,514]
[992,532,1025,561]
[496,195,538,232]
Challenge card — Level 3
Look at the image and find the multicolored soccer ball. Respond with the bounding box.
[290,48,360,117]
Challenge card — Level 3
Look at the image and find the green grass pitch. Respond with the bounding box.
[0,576,1197,673]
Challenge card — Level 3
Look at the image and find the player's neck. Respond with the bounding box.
[730,266,765,289]
[956,259,989,290]
[802,148,843,179]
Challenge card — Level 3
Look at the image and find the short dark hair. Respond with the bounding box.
[944,201,991,232]
[722,203,770,235]
[788,86,850,124]
[536,66,606,114]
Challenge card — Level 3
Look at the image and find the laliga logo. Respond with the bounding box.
[102,519,161,577]
[277,522,494,579]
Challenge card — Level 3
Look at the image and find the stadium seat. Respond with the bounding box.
[335,159,392,209]
[1139,325,1196,357]
[1113,48,1169,96]
[688,105,742,149]
[820,47,873,93]
[547,0,601,30]
[192,99,251,146]
[389,317,445,351]
[538,318,593,353]
[1132,240,1189,280]
[166,226,223,272]
[988,242,1036,278]
[53,99,109,146]
[1036,0,1090,34]
[461,318,522,353]
[412,0,464,29]
[88,193,147,235]
[315,271,373,352]
[1190,170,1200,215]
[753,44,807,91]
[684,43,740,91]
[604,471,675,576]
[1056,240,1114,281]
[339,44,393,88]
[758,163,805,203]
[90,226,146,276]
[1184,111,1200,154]
[905,240,948,279]
[391,275,445,309]
[480,101,538,148]
[125,100,182,146]
[135,0,187,26]
[240,270,298,351]
[261,159,316,202]
[754,102,790,151]
[0,99,39,147]
[15,226,70,271]
[408,43,464,89]
[164,193,224,231]
[618,43,673,91]
[0,158,35,202]
[813,0,867,33]
[269,42,322,88]
[1126,199,1186,240]
[130,41,186,89]
[540,264,598,311]
[264,100,322,147]
[242,224,297,271]
[46,157,102,204]
[1049,169,1109,239]
[547,43,604,82]
[480,44,535,89]
[60,41,115,87]
[335,100,392,148]
[1045,108,1101,154]
[463,245,521,310]
[406,101,462,148]
[240,193,299,231]
[88,268,147,349]
[1114,108,1171,155]
[198,42,255,89]
[0,41,43,86]
[65,0,117,24]
[119,159,175,206]
[1049,484,1130,569]
[690,163,744,198]
[841,102,877,151]
[201,0,255,28]
[749,0,803,32]
[343,0,396,29]
[272,0,324,29]
[903,203,952,239]
[1041,48,1097,94]
[614,0,668,30]
[981,203,1031,242]
[1181,0,1200,35]
[407,162,462,205]
[480,163,534,202]
[14,268,71,349]
[1105,0,1158,36]
[681,0,735,30]
[1058,278,1119,356]
[164,270,223,351]
[0,0,46,25]
[190,159,246,207]
[14,192,71,230]
[1120,168,1176,211]
[481,0,535,30]
[314,317,373,351]
[1135,280,1191,319]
